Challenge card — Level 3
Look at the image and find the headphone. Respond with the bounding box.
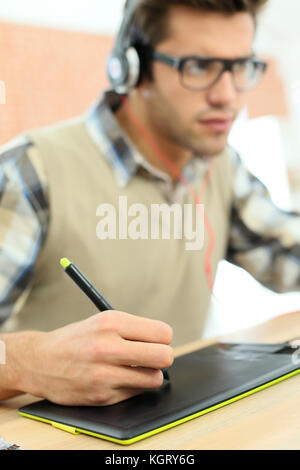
[107,0,143,94]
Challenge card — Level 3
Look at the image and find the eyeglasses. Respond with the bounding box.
[151,50,268,92]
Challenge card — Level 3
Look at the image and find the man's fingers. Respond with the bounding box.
[95,336,174,370]
[98,311,173,345]
[107,364,166,390]
[118,340,174,369]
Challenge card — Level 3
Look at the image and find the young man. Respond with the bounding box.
[0,0,299,406]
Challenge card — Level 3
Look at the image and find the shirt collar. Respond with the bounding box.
[85,90,210,189]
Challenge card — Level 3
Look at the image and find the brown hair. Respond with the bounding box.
[126,0,268,48]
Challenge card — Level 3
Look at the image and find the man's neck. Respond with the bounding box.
[115,91,192,183]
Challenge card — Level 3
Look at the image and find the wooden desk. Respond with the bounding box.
[1,312,300,450]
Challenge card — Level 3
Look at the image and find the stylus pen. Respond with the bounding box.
[60,258,170,381]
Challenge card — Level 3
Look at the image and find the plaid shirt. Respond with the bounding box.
[0,91,300,325]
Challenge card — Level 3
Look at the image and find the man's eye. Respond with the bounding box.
[234,61,248,73]
[234,61,256,78]
[185,60,207,76]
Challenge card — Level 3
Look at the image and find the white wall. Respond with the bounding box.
[0,0,126,34]
[255,0,300,208]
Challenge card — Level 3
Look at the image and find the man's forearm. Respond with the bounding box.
[0,332,28,400]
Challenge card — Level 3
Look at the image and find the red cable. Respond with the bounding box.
[121,95,216,293]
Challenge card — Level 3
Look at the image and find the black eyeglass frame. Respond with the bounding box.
[151,50,268,92]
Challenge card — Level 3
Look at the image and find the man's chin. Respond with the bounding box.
[193,136,229,157]
[188,124,230,154]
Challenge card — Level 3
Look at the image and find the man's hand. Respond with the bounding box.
[8,311,174,406]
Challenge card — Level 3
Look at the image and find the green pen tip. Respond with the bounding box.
[60,257,71,269]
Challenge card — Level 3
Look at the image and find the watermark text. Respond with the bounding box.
[96,196,205,251]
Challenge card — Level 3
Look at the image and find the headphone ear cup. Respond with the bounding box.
[107,51,129,93]
[125,47,142,91]
[107,47,141,94]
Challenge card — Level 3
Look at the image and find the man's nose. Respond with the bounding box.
[206,71,238,107]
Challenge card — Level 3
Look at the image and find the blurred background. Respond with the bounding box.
[0,0,299,337]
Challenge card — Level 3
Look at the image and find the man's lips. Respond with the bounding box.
[198,117,234,132]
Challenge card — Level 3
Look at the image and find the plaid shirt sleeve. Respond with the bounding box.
[0,137,49,325]
[227,150,300,293]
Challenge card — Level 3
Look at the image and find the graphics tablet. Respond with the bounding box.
[19,341,300,445]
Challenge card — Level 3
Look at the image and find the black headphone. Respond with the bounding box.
[107,0,144,94]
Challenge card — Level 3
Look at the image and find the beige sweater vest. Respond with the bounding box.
[5,118,234,347]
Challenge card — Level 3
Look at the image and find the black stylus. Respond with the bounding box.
[60,258,170,381]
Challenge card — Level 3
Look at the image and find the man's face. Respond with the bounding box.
[141,7,256,157]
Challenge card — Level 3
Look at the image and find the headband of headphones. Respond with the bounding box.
[107,0,143,94]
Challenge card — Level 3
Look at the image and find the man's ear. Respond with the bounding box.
[136,80,155,99]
